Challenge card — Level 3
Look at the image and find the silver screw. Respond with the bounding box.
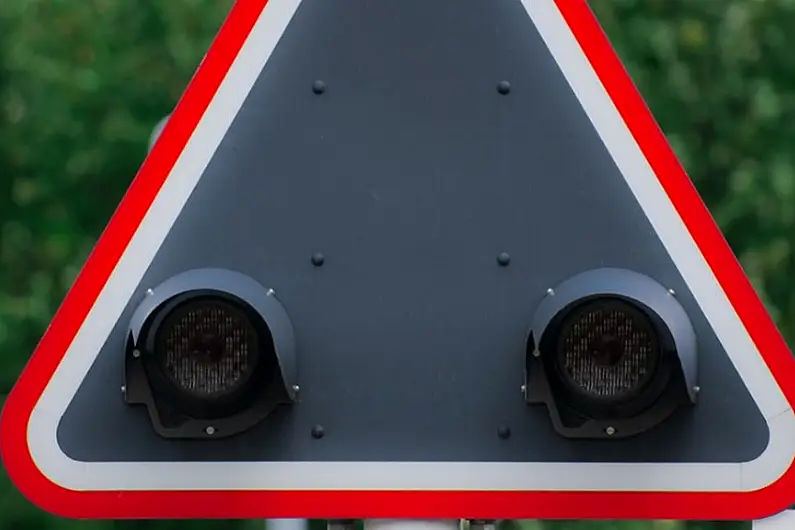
[693,385,701,394]
[121,385,126,393]
[520,384,527,393]
[292,384,300,393]
[205,426,216,435]
[605,426,616,436]
[667,288,676,296]
[266,288,275,296]
[532,349,541,358]
[132,349,141,359]
[546,288,555,296]
[146,288,154,296]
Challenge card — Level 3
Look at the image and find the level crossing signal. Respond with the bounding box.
[2,0,795,521]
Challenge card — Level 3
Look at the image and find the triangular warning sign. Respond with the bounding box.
[3,0,795,522]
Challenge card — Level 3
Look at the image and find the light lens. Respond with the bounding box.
[555,297,660,402]
[154,297,258,399]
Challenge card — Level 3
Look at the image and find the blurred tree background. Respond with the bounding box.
[0,0,793,529]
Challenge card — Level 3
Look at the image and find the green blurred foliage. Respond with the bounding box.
[0,0,792,529]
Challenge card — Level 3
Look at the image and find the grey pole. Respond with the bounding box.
[268,520,310,530]
[147,114,171,153]
[363,520,461,530]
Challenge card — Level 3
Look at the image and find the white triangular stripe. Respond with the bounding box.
[27,0,795,492]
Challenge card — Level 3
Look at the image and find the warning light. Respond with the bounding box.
[554,297,662,405]
[123,268,297,439]
[525,268,698,439]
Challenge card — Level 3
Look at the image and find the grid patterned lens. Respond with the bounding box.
[155,298,258,398]
[555,298,659,401]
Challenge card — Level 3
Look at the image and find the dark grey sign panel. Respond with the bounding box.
[59,0,767,464]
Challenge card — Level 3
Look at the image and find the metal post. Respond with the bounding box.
[268,520,310,530]
[148,114,171,153]
[363,520,461,530]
